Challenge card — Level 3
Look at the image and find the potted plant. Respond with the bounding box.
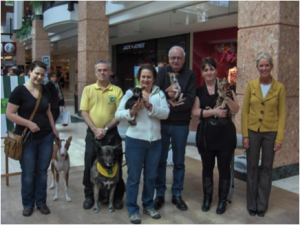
[16,17,33,40]
[30,1,43,15]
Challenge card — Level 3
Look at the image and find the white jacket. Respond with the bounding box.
[115,85,170,142]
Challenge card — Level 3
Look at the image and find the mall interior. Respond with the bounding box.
[1,1,299,224]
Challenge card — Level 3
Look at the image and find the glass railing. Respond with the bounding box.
[43,0,78,12]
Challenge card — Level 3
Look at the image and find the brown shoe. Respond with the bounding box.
[23,208,33,217]
[37,205,50,214]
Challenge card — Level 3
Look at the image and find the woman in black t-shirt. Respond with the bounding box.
[191,58,239,215]
[6,61,59,217]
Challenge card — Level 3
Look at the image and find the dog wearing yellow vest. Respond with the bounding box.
[91,142,121,213]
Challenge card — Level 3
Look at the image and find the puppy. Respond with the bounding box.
[90,142,121,213]
[49,136,72,202]
[165,72,185,107]
[125,86,145,125]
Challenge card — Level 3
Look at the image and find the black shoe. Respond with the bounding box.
[172,195,188,211]
[23,208,33,217]
[248,210,257,216]
[216,179,230,215]
[113,198,124,210]
[154,196,165,210]
[83,198,94,209]
[257,211,265,217]
[216,200,227,214]
[37,205,50,215]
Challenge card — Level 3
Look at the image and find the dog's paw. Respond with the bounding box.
[53,195,58,201]
[66,196,72,202]
[49,185,54,190]
[93,207,100,213]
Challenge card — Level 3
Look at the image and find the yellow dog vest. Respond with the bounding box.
[97,162,118,178]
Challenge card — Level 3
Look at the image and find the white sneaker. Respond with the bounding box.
[143,208,161,219]
[129,214,141,224]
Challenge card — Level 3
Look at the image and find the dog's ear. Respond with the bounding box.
[175,73,180,77]
[65,136,72,150]
[114,143,122,151]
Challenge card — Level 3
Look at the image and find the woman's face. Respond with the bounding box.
[257,58,272,79]
[202,64,217,82]
[139,69,155,91]
[29,67,46,85]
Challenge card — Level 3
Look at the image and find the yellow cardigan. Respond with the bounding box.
[241,76,286,143]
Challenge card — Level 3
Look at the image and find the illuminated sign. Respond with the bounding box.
[2,42,16,56]
[123,42,145,50]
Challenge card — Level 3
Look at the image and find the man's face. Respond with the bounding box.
[95,63,110,83]
[168,47,185,72]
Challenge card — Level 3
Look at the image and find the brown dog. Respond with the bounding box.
[165,72,185,107]
[49,136,72,202]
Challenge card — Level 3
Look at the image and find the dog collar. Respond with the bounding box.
[97,162,118,178]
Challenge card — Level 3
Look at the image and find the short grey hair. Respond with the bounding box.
[256,53,273,67]
[95,60,111,71]
[168,46,186,58]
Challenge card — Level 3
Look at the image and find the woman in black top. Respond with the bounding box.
[6,61,59,217]
[191,57,239,214]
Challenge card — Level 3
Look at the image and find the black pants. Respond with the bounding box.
[83,127,125,201]
[199,149,234,180]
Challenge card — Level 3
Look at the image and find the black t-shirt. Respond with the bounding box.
[9,85,52,139]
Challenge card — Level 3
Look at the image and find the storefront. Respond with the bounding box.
[193,27,238,88]
[114,34,190,92]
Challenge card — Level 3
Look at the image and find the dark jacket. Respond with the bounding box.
[45,81,65,109]
[155,66,196,126]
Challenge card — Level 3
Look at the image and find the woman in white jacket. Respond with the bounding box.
[115,65,169,224]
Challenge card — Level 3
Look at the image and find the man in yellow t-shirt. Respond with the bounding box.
[80,60,125,210]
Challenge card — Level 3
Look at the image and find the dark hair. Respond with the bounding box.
[30,61,47,71]
[136,64,157,82]
[48,71,57,78]
[201,57,217,71]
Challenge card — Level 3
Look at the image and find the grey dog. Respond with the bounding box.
[90,142,121,213]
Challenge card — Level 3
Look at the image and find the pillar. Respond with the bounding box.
[236,2,299,172]
[12,33,25,68]
[77,1,109,104]
[31,19,50,62]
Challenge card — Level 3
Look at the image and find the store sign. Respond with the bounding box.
[220,49,237,63]
[2,42,16,56]
[42,56,51,67]
[1,60,16,66]
[123,42,145,50]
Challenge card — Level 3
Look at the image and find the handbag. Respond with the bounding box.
[4,86,42,160]
[56,106,71,126]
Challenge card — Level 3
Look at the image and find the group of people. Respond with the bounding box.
[6,45,285,223]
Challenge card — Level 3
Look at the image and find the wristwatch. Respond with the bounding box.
[104,126,109,131]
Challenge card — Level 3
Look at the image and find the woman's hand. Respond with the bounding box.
[28,121,40,133]
[274,142,282,151]
[213,106,227,117]
[243,137,249,149]
[130,98,144,116]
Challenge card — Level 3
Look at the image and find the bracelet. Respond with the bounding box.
[200,109,204,119]
[146,103,152,110]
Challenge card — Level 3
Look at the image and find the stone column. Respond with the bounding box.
[236,2,299,169]
[77,1,109,104]
[12,33,25,68]
[31,19,51,62]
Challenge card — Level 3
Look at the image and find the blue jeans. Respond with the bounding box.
[155,124,189,196]
[125,136,161,215]
[20,132,53,208]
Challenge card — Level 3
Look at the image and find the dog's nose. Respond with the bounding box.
[60,153,65,157]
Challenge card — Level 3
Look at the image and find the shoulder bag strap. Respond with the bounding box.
[19,86,43,135]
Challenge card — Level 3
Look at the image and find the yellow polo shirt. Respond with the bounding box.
[80,82,123,128]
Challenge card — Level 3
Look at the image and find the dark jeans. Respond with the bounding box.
[20,132,53,208]
[199,149,234,181]
[247,129,277,212]
[83,127,125,201]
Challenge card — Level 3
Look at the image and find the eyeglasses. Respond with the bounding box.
[96,69,109,73]
[169,57,183,61]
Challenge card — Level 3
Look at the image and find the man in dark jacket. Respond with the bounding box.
[154,46,196,211]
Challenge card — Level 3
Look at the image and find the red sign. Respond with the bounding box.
[2,42,17,56]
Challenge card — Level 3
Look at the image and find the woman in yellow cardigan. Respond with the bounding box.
[241,53,286,217]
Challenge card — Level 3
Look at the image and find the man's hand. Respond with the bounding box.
[93,127,106,140]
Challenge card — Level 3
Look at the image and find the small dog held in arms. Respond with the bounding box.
[90,142,121,213]
[49,136,72,202]
[165,72,185,107]
[125,86,145,125]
